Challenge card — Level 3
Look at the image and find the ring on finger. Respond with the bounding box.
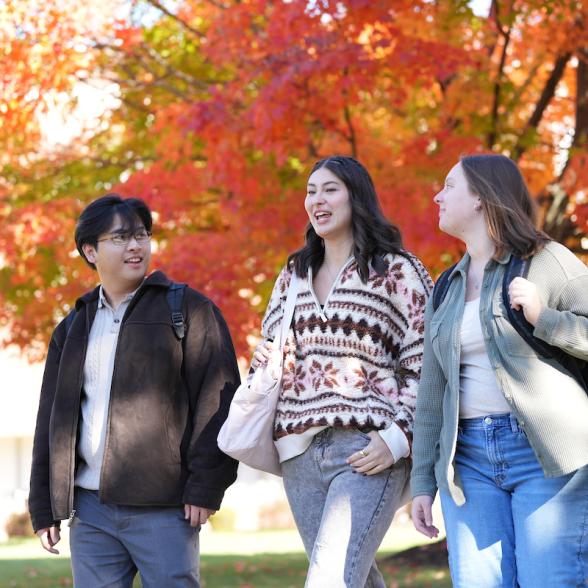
[360,449,368,457]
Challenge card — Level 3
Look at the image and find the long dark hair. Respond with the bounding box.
[288,156,405,282]
[460,154,550,259]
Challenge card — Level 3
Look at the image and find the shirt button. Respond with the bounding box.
[484,417,492,425]
[114,318,120,323]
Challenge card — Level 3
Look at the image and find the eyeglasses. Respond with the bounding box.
[97,229,152,246]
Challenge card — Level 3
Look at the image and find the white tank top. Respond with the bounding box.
[459,298,511,418]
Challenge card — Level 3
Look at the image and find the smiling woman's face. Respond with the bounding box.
[305,167,353,241]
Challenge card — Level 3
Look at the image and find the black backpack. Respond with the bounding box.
[432,256,587,390]
[64,282,187,340]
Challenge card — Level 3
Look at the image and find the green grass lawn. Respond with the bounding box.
[0,529,450,588]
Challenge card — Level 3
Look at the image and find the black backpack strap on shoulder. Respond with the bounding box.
[432,263,457,311]
[166,282,187,340]
[502,255,587,390]
[502,255,558,359]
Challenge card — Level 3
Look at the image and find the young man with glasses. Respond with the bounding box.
[29,194,240,587]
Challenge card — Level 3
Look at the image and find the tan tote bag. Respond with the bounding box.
[218,272,299,476]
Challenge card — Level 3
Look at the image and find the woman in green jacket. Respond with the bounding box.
[410,154,588,588]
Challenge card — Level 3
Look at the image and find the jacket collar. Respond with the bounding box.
[444,248,512,286]
[75,270,173,310]
[495,249,512,265]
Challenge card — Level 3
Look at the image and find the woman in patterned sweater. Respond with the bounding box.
[252,156,432,587]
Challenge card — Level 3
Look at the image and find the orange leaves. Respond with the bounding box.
[560,152,588,232]
[0,0,118,164]
[1,0,587,359]
[114,25,145,52]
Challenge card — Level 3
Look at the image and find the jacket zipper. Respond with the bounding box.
[98,286,146,499]
[98,323,124,499]
[307,257,353,322]
[447,270,465,481]
[65,306,89,518]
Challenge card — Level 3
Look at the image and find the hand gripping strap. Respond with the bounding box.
[503,256,587,390]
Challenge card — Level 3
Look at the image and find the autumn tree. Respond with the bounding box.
[1,0,586,360]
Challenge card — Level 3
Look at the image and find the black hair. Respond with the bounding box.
[75,193,152,270]
[288,155,405,281]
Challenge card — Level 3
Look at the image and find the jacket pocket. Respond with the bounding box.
[165,413,183,465]
[355,428,373,442]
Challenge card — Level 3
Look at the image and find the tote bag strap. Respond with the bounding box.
[276,271,299,351]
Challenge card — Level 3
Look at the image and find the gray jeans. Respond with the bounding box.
[282,428,409,588]
[70,488,199,588]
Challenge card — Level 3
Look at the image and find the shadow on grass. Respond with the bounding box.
[380,539,451,588]
[0,543,450,588]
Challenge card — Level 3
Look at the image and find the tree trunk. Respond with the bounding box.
[540,50,588,253]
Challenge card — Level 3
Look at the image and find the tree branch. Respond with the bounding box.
[487,0,512,148]
[343,104,357,159]
[571,49,588,150]
[537,49,587,247]
[143,45,210,89]
[142,0,205,39]
[513,52,571,160]
[95,42,211,93]
[508,59,542,109]
[204,0,230,8]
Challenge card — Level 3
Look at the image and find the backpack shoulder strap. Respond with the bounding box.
[166,282,187,340]
[432,263,457,312]
[502,255,587,390]
[502,255,556,358]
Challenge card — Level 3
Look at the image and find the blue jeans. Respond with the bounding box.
[440,414,588,588]
[282,428,409,588]
[69,488,200,588]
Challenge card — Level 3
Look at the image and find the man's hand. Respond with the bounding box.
[347,431,395,475]
[36,526,61,554]
[411,495,439,539]
[508,277,542,326]
[184,505,216,527]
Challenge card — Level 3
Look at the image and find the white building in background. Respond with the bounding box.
[0,341,44,540]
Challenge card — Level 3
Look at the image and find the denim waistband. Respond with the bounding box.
[459,413,521,433]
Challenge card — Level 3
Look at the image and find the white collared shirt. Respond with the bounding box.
[75,286,139,490]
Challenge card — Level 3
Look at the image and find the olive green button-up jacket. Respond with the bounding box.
[411,241,588,505]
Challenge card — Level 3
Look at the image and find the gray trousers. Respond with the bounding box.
[282,428,409,588]
[69,488,199,588]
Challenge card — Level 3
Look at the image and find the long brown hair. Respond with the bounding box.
[460,154,550,259]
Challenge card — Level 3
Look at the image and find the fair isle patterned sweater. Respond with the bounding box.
[262,252,433,448]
